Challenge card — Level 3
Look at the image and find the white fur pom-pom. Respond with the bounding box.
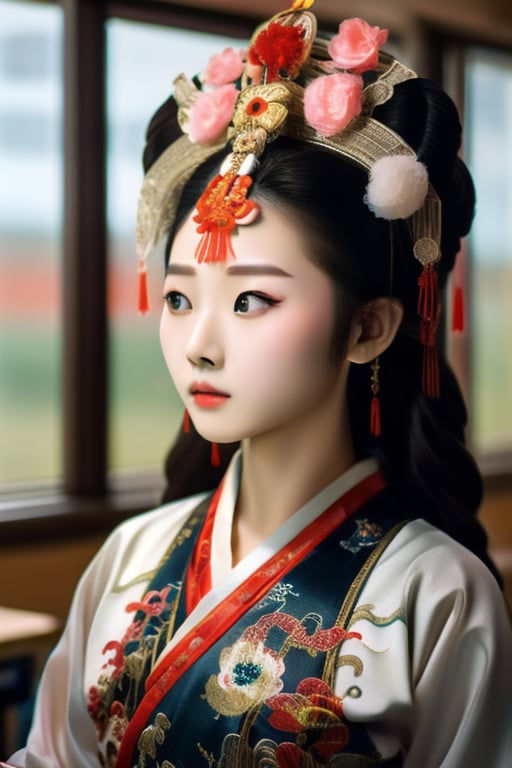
[365,155,429,220]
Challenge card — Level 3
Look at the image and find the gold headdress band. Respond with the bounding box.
[136,0,441,396]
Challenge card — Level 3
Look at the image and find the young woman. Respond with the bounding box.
[10,3,512,767]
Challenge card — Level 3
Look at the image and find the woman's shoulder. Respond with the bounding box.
[83,490,212,596]
[364,517,509,627]
[109,490,211,542]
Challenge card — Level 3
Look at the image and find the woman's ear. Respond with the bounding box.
[346,298,404,364]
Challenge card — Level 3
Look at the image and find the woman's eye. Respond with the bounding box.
[164,291,191,312]
[234,292,278,314]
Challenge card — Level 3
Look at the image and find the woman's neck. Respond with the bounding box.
[231,405,356,566]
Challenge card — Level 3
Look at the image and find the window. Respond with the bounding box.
[105,20,243,476]
[1,1,510,536]
[0,0,248,514]
[464,48,512,460]
[0,1,63,486]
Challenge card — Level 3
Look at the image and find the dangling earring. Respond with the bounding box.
[370,357,381,437]
[183,408,221,467]
[210,443,221,467]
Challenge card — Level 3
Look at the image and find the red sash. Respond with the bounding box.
[115,469,387,768]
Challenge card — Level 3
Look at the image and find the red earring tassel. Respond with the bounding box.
[370,358,381,437]
[370,396,381,438]
[183,410,220,467]
[210,442,221,467]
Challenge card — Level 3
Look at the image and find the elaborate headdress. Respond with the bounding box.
[137,0,442,398]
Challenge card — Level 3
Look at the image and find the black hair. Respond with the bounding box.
[144,77,502,586]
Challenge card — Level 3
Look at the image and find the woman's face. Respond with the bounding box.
[160,205,349,446]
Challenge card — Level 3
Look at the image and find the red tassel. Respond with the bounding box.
[210,442,221,467]
[421,343,440,398]
[417,265,440,397]
[452,285,464,333]
[369,358,381,437]
[370,396,381,437]
[417,264,439,323]
[419,319,440,398]
[183,409,190,434]
[138,268,149,315]
[193,173,259,264]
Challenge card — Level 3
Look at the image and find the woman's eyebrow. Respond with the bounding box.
[226,264,292,277]
[166,263,293,277]
[166,264,196,276]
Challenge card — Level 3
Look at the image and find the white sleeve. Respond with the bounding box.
[9,495,206,768]
[8,535,117,768]
[403,534,512,767]
[335,520,512,768]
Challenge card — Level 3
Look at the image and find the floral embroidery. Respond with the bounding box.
[87,583,181,765]
[136,712,171,767]
[205,640,285,716]
[268,678,351,763]
[205,612,361,718]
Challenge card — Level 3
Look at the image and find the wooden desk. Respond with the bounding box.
[0,607,61,758]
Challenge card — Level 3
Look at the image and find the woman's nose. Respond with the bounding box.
[185,311,225,369]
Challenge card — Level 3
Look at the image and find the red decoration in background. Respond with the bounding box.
[451,285,464,333]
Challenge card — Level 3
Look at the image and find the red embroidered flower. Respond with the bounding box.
[125,585,172,617]
[268,678,349,763]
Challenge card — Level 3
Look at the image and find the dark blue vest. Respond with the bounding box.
[91,487,406,767]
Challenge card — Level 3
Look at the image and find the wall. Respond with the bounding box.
[0,534,105,620]
[163,0,512,43]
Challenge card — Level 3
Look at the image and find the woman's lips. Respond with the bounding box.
[190,382,230,409]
